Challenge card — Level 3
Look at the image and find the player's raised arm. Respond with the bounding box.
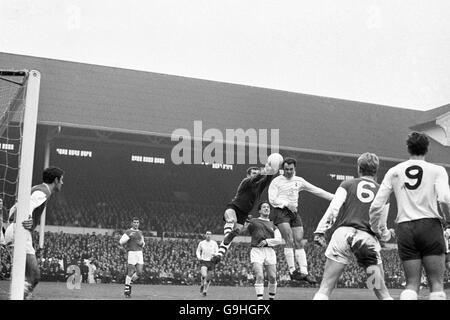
[315,186,347,235]
[300,178,334,201]
[369,170,394,238]
[268,178,288,208]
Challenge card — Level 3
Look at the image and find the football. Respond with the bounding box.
[267,153,284,171]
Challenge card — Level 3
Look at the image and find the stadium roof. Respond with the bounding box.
[1,52,449,165]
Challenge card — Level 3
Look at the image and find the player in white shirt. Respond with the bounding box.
[268,157,334,284]
[369,132,450,300]
[196,231,219,296]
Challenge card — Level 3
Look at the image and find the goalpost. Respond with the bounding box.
[0,70,41,300]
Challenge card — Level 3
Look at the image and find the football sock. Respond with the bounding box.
[268,281,277,300]
[295,248,308,274]
[284,248,296,274]
[255,282,264,300]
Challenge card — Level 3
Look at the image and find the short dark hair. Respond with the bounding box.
[132,217,140,222]
[282,157,297,168]
[257,200,270,211]
[246,167,259,175]
[43,167,64,184]
[407,132,429,156]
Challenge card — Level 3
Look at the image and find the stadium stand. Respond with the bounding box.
[2,232,448,289]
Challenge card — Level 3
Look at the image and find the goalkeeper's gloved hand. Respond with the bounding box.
[314,233,327,247]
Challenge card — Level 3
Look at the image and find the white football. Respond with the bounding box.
[267,153,284,171]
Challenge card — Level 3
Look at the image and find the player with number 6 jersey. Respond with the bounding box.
[370,132,450,300]
[312,153,393,300]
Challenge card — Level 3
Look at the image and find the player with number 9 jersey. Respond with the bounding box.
[370,132,450,301]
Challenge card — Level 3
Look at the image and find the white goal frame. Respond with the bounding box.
[1,70,41,300]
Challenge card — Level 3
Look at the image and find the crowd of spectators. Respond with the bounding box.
[2,231,449,289]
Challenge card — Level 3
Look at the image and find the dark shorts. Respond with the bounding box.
[200,260,214,271]
[272,207,303,228]
[225,204,251,225]
[397,218,446,261]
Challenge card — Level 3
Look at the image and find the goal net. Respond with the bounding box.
[0,70,41,300]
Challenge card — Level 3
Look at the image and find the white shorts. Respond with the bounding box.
[127,251,144,265]
[325,226,382,268]
[250,247,277,266]
[4,223,35,255]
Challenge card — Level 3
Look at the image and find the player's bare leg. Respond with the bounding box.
[200,266,208,294]
[252,262,265,300]
[399,259,422,300]
[203,269,212,296]
[131,263,143,284]
[313,258,345,300]
[277,222,303,281]
[369,264,393,300]
[293,226,316,284]
[24,254,40,299]
[124,264,136,298]
[266,264,277,300]
[212,209,243,264]
[422,254,446,300]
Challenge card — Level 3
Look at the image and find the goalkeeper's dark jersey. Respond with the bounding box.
[229,173,276,214]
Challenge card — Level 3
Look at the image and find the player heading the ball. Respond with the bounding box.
[268,157,334,284]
